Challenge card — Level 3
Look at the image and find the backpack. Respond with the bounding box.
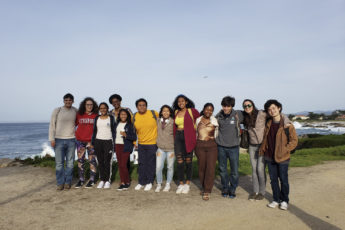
[133,110,157,124]
[284,127,296,154]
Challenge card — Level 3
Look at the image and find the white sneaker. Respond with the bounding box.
[163,183,171,192]
[267,201,279,208]
[182,184,190,194]
[176,184,184,194]
[280,201,288,210]
[135,184,143,191]
[144,183,152,191]
[97,181,105,189]
[155,184,162,193]
[103,181,111,189]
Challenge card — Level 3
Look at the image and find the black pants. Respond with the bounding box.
[174,130,193,182]
[138,144,157,185]
[94,139,114,182]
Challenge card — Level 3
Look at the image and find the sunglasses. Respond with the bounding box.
[243,104,253,109]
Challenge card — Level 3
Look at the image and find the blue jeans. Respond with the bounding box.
[267,160,289,203]
[217,145,239,194]
[54,138,76,185]
[156,148,175,184]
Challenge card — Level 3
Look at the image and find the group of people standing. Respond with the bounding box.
[49,93,297,210]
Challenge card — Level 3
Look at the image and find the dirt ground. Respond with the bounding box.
[0,161,344,230]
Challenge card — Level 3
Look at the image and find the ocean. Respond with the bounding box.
[0,122,344,159]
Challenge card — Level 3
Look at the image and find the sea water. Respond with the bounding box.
[0,122,344,159]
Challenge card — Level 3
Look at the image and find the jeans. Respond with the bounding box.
[217,145,239,194]
[156,148,175,184]
[249,144,266,195]
[267,160,290,203]
[54,138,76,185]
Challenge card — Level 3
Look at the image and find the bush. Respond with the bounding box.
[298,134,345,149]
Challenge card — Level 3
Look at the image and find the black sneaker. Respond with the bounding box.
[221,190,228,197]
[229,192,236,199]
[75,180,84,188]
[255,193,264,200]
[123,183,130,190]
[248,193,257,201]
[117,184,125,191]
[85,180,94,188]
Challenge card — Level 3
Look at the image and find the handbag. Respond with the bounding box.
[240,129,249,149]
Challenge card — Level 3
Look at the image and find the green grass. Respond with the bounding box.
[16,134,345,181]
[17,144,345,182]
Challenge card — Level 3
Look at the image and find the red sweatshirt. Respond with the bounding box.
[75,113,98,142]
[173,108,200,153]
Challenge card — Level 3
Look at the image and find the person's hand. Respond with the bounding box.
[51,140,55,148]
[284,124,291,129]
[120,131,126,137]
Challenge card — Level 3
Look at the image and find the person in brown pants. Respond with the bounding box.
[195,103,219,201]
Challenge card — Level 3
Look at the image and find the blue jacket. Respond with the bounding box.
[91,115,116,145]
[114,122,137,153]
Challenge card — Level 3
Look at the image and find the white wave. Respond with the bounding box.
[37,142,55,158]
[293,121,302,129]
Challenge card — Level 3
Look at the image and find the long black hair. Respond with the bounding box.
[200,103,214,116]
[172,94,195,112]
[159,105,174,118]
[242,99,259,129]
[117,109,132,124]
[78,97,98,115]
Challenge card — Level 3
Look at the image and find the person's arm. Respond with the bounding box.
[49,108,58,148]
[125,124,137,141]
[91,116,98,146]
[237,110,244,124]
[286,125,298,152]
[192,108,200,120]
[281,113,292,127]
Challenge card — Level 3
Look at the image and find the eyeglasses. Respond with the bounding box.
[243,104,252,109]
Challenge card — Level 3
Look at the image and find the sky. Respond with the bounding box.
[0,0,344,122]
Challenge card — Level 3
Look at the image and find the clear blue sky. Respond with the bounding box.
[0,0,344,122]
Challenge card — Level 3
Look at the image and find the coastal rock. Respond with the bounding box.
[0,158,22,168]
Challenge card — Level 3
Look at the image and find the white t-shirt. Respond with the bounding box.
[96,117,112,140]
[115,122,126,144]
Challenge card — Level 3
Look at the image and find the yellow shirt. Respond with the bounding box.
[134,110,159,145]
[175,116,184,129]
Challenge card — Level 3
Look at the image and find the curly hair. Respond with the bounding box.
[117,109,132,124]
[108,94,122,104]
[172,94,195,112]
[78,97,98,115]
[242,99,258,129]
[200,103,214,116]
[159,105,174,118]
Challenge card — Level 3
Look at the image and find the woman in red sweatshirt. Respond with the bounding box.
[75,97,99,188]
[172,94,200,194]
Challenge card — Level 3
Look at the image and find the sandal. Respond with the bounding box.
[202,193,210,201]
